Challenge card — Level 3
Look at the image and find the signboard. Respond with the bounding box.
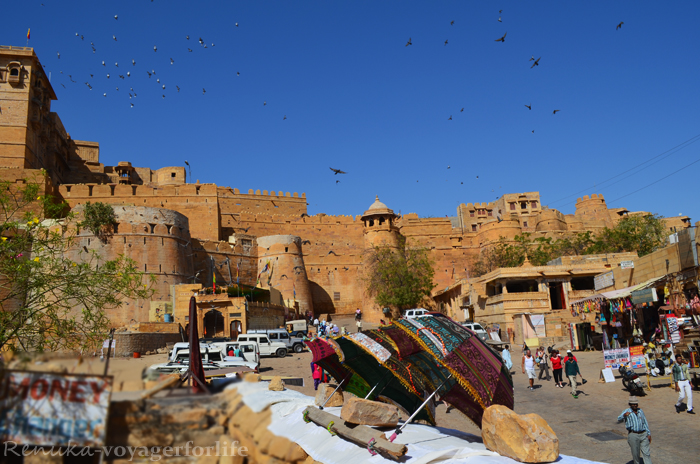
[629,345,646,369]
[620,261,635,269]
[603,348,630,369]
[666,316,680,344]
[0,371,112,447]
[594,271,615,291]
[601,367,616,383]
[631,288,658,305]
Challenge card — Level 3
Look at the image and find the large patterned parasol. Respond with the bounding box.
[305,337,371,399]
[387,315,514,427]
[335,334,436,425]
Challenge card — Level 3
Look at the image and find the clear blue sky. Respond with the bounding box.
[4,1,700,220]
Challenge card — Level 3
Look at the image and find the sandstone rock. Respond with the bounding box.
[314,383,344,407]
[157,347,168,354]
[340,396,399,426]
[163,407,208,425]
[285,442,308,462]
[481,405,559,463]
[268,435,292,459]
[127,429,173,448]
[219,434,247,464]
[268,376,285,391]
[244,373,261,382]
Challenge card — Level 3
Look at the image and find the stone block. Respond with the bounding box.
[163,407,208,425]
[268,376,285,391]
[314,383,344,407]
[244,373,261,382]
[481,405,559,463]
[340,396,399,427]
[127,429,174,448]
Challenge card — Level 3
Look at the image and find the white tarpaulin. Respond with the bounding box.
[227,382,603,464]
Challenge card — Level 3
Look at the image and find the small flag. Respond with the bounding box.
[27,28,30,40]
[293,282,296,299]
[212,270,216,292]
[236,262,240,285]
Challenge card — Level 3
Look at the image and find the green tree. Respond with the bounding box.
[0,175,154,354]
[588,214,667,257]
[470,237,525,277]
[80,201,117,242]
[363,239,435,311]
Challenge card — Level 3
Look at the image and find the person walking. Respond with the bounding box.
[501,345,513,371]
[617,397,652,464]
[521,349,536,391]
[312,363,323,390]
[536,346,551,381]
[564,353,582,398]
[673,355,694,414]
[551,350,565,388]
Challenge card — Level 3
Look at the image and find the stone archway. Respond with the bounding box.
[204,309,224,338]
[230,319,242,340]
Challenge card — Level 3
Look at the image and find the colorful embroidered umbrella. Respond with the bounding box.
[335,334,436,425]
[305,337,370,398]
[389,316,514,427]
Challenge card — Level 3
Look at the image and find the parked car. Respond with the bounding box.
[404,308,429,319]
[461,322,489,342]
[285,319,309,338]
[148,345,259,376]
[237,333,288,357]
[248,328,305,353]
[210,341,261,365]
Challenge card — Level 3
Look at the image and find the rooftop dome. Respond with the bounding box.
[362,196,396,219]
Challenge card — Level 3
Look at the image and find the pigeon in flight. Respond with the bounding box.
[263,101,266,106]
[113,35,117,41]
[237,72,240,76]
[57,52,60,59]
[114,15,118,20]
[616,22,624,30]
[170,58,174,65]
[132,59,135,66]
[553,109,560,114]
[336,180,340,184]
[448,115,452,120]
[115,62,118,67]
[106,73,110,78]
[531,57,541,68]
[447,166,451,169]
[186,35,190,40]
[406,37,412,46]
[444,39,448,46]
[126,72,130,77]
[119,75,124,79]
[460,108,464,112]
[102,61,105,66]
[495,32,507,42]
[283,115,287,120]
[198,37,204,45]
[498,17,502,22]
[235,23,239,27]
[202,88,206,94]
[525,103,531,110]
[147,71,152,77]
[451,20,455,25]
[176,86,180,92]
[330,168,347,175]
[529,55,535,61]
[153,46,157,52]
[131,103,134,108]
[188,48,193,52]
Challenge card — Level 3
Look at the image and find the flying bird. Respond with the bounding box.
[531,57,541,68]
[113,35,117,41]
[131,103,134,108]
[328,251,338,256]
[132,59,135,66]
[616,22,624,30]
[448,115,452,120]
[236,72,240,76]
[302,240,311,245]
[405,37,412,46]
[57,52,60,59]
[114,15,118,20]
[450,20,455,25]
[186,35,190,40]
[106,73,110,78]
[553,109,560,114]
[115,62,119,67]
[495,32,507,42]
[444,39,448,46]
[460,108,464,112]
[101,61,105,66]
[336,180,340,184]
[176,86,180,92]
[153,46,157,52]
[203,88,206,94]
[188,48,193,52]
[235,23,239,27]
[170,58,174,65]
[525,103,531,110]
[447,166,451,169]
[498,17,502,22]
[198,37,204,44]
[263,101,266,106]
[283,115,287,120]
[330,168,347,175]
[238,227,251,233]
[529,55,535,61]
[126,72,130,77]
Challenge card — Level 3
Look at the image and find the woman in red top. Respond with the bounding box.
[312,364,323,391]
[551,350,565,388]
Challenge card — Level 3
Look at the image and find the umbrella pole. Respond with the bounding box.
[388,374,452,442]
[319,374,350,410]
[364,370,393,400]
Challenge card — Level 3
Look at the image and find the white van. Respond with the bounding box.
[461,322,489,342]
[248,328,305,353]
[237,333,288,358]
[211,341,261,365]
[404,308,429,319]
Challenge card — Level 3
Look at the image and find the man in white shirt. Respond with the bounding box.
[522,349,536,391]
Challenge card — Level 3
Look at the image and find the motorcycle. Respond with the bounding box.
[619,364,645,396]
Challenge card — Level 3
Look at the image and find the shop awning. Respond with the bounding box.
[570,276,666,305]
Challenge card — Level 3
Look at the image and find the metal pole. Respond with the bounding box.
[319,374,350,410]
[388,374,452,442]
[364,370,393,400]
[102,328,115,376]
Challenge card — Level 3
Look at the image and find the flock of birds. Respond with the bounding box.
[329,11,626,191]
[51,13,241,109]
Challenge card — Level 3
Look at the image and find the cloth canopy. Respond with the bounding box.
[569,276,665,305]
